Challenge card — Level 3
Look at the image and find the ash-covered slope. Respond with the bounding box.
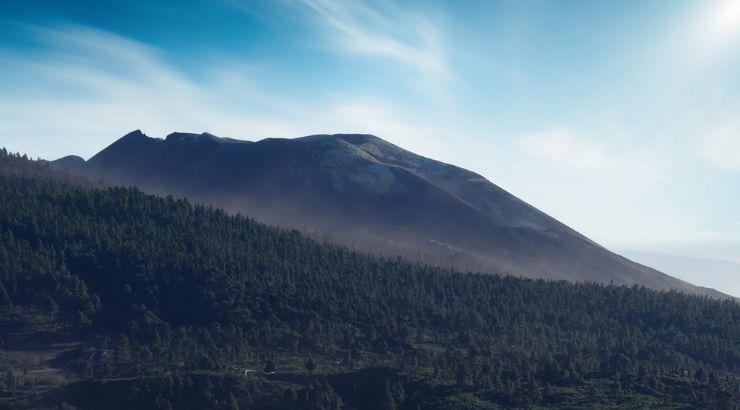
[53,130,724,297]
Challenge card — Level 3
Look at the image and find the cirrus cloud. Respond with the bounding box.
[515,128,619,172]
[0,23,448,161]
[299,0,449,79]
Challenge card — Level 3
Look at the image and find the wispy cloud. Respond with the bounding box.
[512,127,677,186]
[504,127,690,249]
[700,119,740,171]
[298,0,449,79]
[515,129,620,173]
[0,24,447,161]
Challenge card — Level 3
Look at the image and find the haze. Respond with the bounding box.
[1,0,738,296]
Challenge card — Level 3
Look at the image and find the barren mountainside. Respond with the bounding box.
[52,130,726,298]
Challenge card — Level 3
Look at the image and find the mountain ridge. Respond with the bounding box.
[52,130,729,298]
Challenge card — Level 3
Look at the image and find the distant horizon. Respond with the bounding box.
[622,250,740,297]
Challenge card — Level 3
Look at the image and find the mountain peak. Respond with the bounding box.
[119,129,150,142]
[296,134,405,161]
[88,129,160,165]
[50,155,86,173]
[107,129,157,148]
[165,131,249,145]
[165,131,204,141]
[54,155,85,164]
[298,133,384,145]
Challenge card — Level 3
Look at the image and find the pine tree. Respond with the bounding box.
[380,379,397,410]
[391,380,405,405]
[305,357,317,375]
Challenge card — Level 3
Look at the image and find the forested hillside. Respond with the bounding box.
[1,150,739,409]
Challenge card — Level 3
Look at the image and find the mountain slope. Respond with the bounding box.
[53,130,725,297]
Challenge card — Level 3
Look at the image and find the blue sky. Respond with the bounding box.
[1,0,739,295]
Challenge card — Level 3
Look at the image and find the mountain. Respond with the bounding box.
[52,130,725,297]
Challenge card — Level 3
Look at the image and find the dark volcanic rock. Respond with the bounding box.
[52,130,726,297]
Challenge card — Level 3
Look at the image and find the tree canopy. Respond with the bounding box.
[0,150,738,409]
